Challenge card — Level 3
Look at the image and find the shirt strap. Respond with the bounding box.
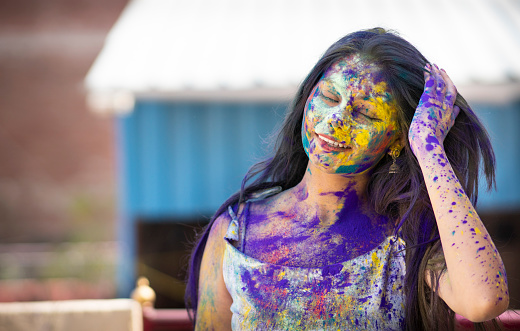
[223,186,282,250]
[224,205,240,242]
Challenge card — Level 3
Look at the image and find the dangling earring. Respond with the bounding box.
[389,148,400,174]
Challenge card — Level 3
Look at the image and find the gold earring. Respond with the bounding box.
[389,148,400,174]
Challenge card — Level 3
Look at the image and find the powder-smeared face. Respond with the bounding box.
[302,54,401,174]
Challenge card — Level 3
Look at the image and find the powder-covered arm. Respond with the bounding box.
[195,213,233,330]
[408,64,509,322]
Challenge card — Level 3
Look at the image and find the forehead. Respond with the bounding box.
[323,54,387,89]
[318,55,398,120]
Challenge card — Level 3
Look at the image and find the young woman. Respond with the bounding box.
[186,28,509,330]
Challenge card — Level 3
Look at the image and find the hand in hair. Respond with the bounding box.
[408,65,509,322]
[408,63,460,156]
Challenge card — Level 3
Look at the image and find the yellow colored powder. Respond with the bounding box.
[371,251,380,266]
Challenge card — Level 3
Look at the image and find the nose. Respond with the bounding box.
[326,102,353,130]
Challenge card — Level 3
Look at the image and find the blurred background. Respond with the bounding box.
[0,0,519,311]
[0,0,127,302]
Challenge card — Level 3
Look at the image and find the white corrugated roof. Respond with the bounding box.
[85,0,520,112]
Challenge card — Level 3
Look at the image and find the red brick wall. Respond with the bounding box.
[0,0,128,243]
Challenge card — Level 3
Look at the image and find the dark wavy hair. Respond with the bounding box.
[185,28,497,330]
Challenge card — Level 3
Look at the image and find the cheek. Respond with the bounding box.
[353,128,370,147]
[352,124,396,157]
[369,133,391,155]
[368,126,399,155]
[305,87,320,117]
[308,106,324,129]
[302,111,315,143]
[303,100,316,126]
[302,108,315,156]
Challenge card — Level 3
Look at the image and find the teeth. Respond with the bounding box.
[319,135,348,148]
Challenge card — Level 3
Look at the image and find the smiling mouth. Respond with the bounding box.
[317,134,351,149]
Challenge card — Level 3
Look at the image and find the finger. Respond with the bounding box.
[452,105,461,120]
[423,63,437,95]
[441,73,457,111]
[432,65,446,96]
[449,105,461,129]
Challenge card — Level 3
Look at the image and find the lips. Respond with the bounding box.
[316,133,351,152]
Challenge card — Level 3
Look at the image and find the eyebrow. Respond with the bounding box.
[321,78,393,102]
[357,90,393,102]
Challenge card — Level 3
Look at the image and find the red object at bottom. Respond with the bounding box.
[142,307,520,331]
[455,311,520,330]
[142,307,193,331]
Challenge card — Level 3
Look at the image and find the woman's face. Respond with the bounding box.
[302,54,401,175]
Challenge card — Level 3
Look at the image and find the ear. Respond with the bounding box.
[388,131,406,155]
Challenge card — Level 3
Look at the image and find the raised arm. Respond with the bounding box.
[195,213,233,330]
[408,64,509,322]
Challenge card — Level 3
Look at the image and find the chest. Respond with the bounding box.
[242,206,391,267]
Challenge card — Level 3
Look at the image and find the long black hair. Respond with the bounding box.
[185,28,496,330]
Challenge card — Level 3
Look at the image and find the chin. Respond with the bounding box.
[312,162,361,176]
[312,159,376,177]
[335,164,370,175]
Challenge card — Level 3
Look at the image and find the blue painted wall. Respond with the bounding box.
[114,99,520,296]
[473,102,520,211]
[115,100,286,296]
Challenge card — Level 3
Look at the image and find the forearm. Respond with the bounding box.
[414,141,508,318]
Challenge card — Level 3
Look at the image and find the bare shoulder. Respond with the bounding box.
[248,186,293,214]
[195,211,233,330]
[209,210,232,241]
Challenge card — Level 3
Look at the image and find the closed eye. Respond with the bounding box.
[320,89,340,104]
[355,95,382,121]
[354,107,381,121]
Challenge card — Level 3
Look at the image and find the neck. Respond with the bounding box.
[290,162,373,222]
